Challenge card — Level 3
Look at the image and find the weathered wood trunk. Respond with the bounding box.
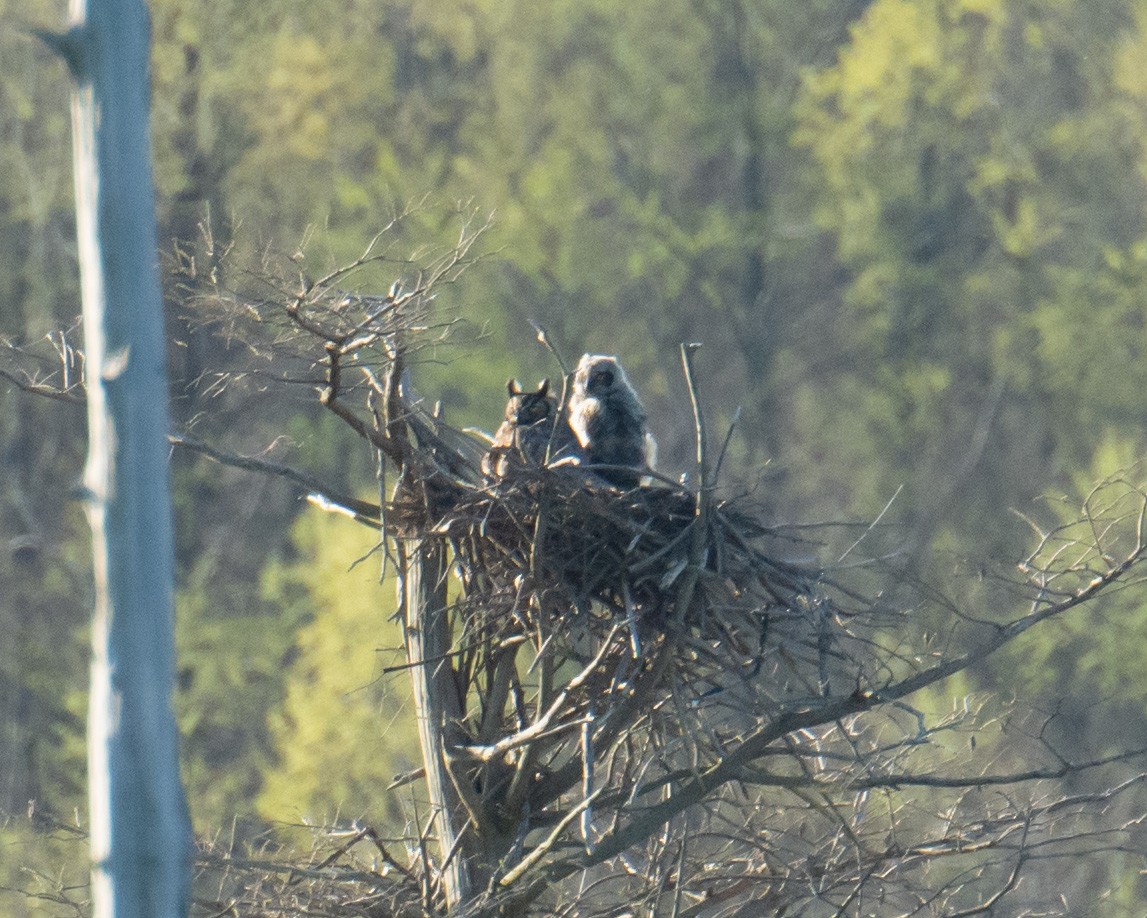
[62,0,191,913]
[398,536,473,909]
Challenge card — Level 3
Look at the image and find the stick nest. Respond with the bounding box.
[391,432,871,723]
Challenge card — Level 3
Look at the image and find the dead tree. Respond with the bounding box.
[171,222,1147,916]
[5,219,1147,916]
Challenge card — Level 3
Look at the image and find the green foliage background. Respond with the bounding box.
[3,0,1147,910]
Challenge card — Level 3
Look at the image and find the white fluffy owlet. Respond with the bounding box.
[567,354,654,489]
[482,378,580,478]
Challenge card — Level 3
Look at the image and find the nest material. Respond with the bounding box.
[390,422,863,720]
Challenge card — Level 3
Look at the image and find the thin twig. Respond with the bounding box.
[169,433,381,521]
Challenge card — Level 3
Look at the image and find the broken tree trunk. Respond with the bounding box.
[399,534,473,909]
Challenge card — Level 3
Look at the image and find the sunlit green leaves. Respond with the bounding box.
[257,511,419,832]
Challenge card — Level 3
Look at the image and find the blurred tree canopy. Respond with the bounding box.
[3,0,1147,911]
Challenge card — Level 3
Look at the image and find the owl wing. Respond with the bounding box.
[516,423,552,465]
[568,394,602,448]
[523,416,584,465]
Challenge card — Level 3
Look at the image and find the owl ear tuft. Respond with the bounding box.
[507,378,522,396]
[537,378,550,397]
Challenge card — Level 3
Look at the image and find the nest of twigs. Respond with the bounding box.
[389,413,866,729]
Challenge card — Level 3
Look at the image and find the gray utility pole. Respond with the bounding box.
[44,0,191,913]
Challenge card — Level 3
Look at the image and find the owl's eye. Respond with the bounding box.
[592,369,614,389]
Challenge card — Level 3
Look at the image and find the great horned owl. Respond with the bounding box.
[568,354,654,489]
[482,378,580,478]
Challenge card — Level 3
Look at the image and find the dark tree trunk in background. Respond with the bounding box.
[55,0,191,912]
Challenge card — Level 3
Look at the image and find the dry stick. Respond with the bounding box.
[529,322,579,463]
[529,634,675,813]
[533,492,554,722]
[499,787,606,888]
[477,636,527,746]
[194,855,394,887]
[284,293,339,342]
[534,528,1147,889]
[673,880,757,918]
[622,581,641,658]
[435,815,479,904]
[358,825,420,885]
[378,638,487,675]
[581,704,596,854]
[712,405,742,483]
[443,745,489,836]
[669,812,689,918]
[849,745,1147,791]
[386,766,426,791]
[1,370,385,523]
[837,484,903,564]
[280,223,411,342]
[785,780,864,852]
[674,342,710,630]
[945,818,1029,918]
[296,826,376,882]
[412,807,435,909]
[320,342,388,450]
[530,320,569,378]
[475,625,624,764]
[369,392,397,581]
[169,433,381,521]
[306,229,402,302]
[680,342,708,493]
[501,502,558,827]
[0,368,86,405]
[827,868,882,918]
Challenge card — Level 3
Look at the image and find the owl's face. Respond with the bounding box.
[576,356,621,398]
[586,365,616,395]
[506,378,553,425]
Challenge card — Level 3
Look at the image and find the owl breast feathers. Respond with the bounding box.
[568,354,653,489]
[482,378,580,478]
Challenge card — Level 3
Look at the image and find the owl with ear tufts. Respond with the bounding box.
[568,354,655,489]
[482,378,580,478]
